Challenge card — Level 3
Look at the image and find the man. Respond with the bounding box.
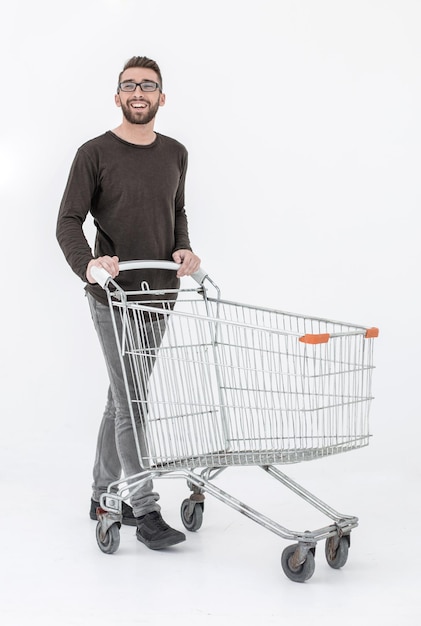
[56,56,201,550]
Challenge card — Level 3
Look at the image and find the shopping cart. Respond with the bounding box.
[91,260,378,582]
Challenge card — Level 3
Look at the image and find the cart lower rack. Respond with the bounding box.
[92,261,378,583]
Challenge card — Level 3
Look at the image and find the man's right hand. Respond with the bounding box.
[86,256,120,284]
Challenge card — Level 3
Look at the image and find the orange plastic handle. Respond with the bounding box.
[365,327,379,338]
[299,334,330,344]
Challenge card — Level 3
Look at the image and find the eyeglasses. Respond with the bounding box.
[118,81,161,93]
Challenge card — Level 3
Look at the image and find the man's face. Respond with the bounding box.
[115,67,165,125]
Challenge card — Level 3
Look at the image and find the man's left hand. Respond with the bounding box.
[172,249,201,277]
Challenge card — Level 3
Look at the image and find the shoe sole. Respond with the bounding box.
[136,531,186,550]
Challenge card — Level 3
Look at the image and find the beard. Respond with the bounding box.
[120,98,160,125]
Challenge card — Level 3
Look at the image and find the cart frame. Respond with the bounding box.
[91,261,378,582]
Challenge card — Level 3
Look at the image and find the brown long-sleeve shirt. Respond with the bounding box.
[56,131,192,304]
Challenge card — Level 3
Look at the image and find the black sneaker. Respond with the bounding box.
[89,499,137,526]
[136,511,186,550]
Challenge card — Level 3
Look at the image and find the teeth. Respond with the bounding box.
[132,103,146,108]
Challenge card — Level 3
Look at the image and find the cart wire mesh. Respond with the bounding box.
[111,288,376,470]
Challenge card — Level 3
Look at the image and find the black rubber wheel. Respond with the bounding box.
[281,544,316,583]
[180,499,204,532]
[96,522,120,554]
[325,536,349,569]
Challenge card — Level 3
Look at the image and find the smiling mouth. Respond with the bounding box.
[130,101,148,109]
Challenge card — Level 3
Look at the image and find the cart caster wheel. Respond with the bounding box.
[325,536,349,569]
[281,544,315,583]
[180,499,204,532]
[96,522,120,554]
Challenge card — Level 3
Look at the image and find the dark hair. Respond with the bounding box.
[118,56,163,90]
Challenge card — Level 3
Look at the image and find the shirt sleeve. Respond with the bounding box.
[173,150,192,252]
[56,148,97,282]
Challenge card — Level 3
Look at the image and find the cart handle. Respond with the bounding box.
[90,260,208,289]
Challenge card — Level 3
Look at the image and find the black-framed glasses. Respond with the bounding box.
[118,81,161,93]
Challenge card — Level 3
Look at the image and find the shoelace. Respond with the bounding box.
[147,512,170,530]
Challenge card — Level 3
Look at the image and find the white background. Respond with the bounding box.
[1,1,420,624]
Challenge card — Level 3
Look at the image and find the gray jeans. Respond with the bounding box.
[87,292,163,517]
